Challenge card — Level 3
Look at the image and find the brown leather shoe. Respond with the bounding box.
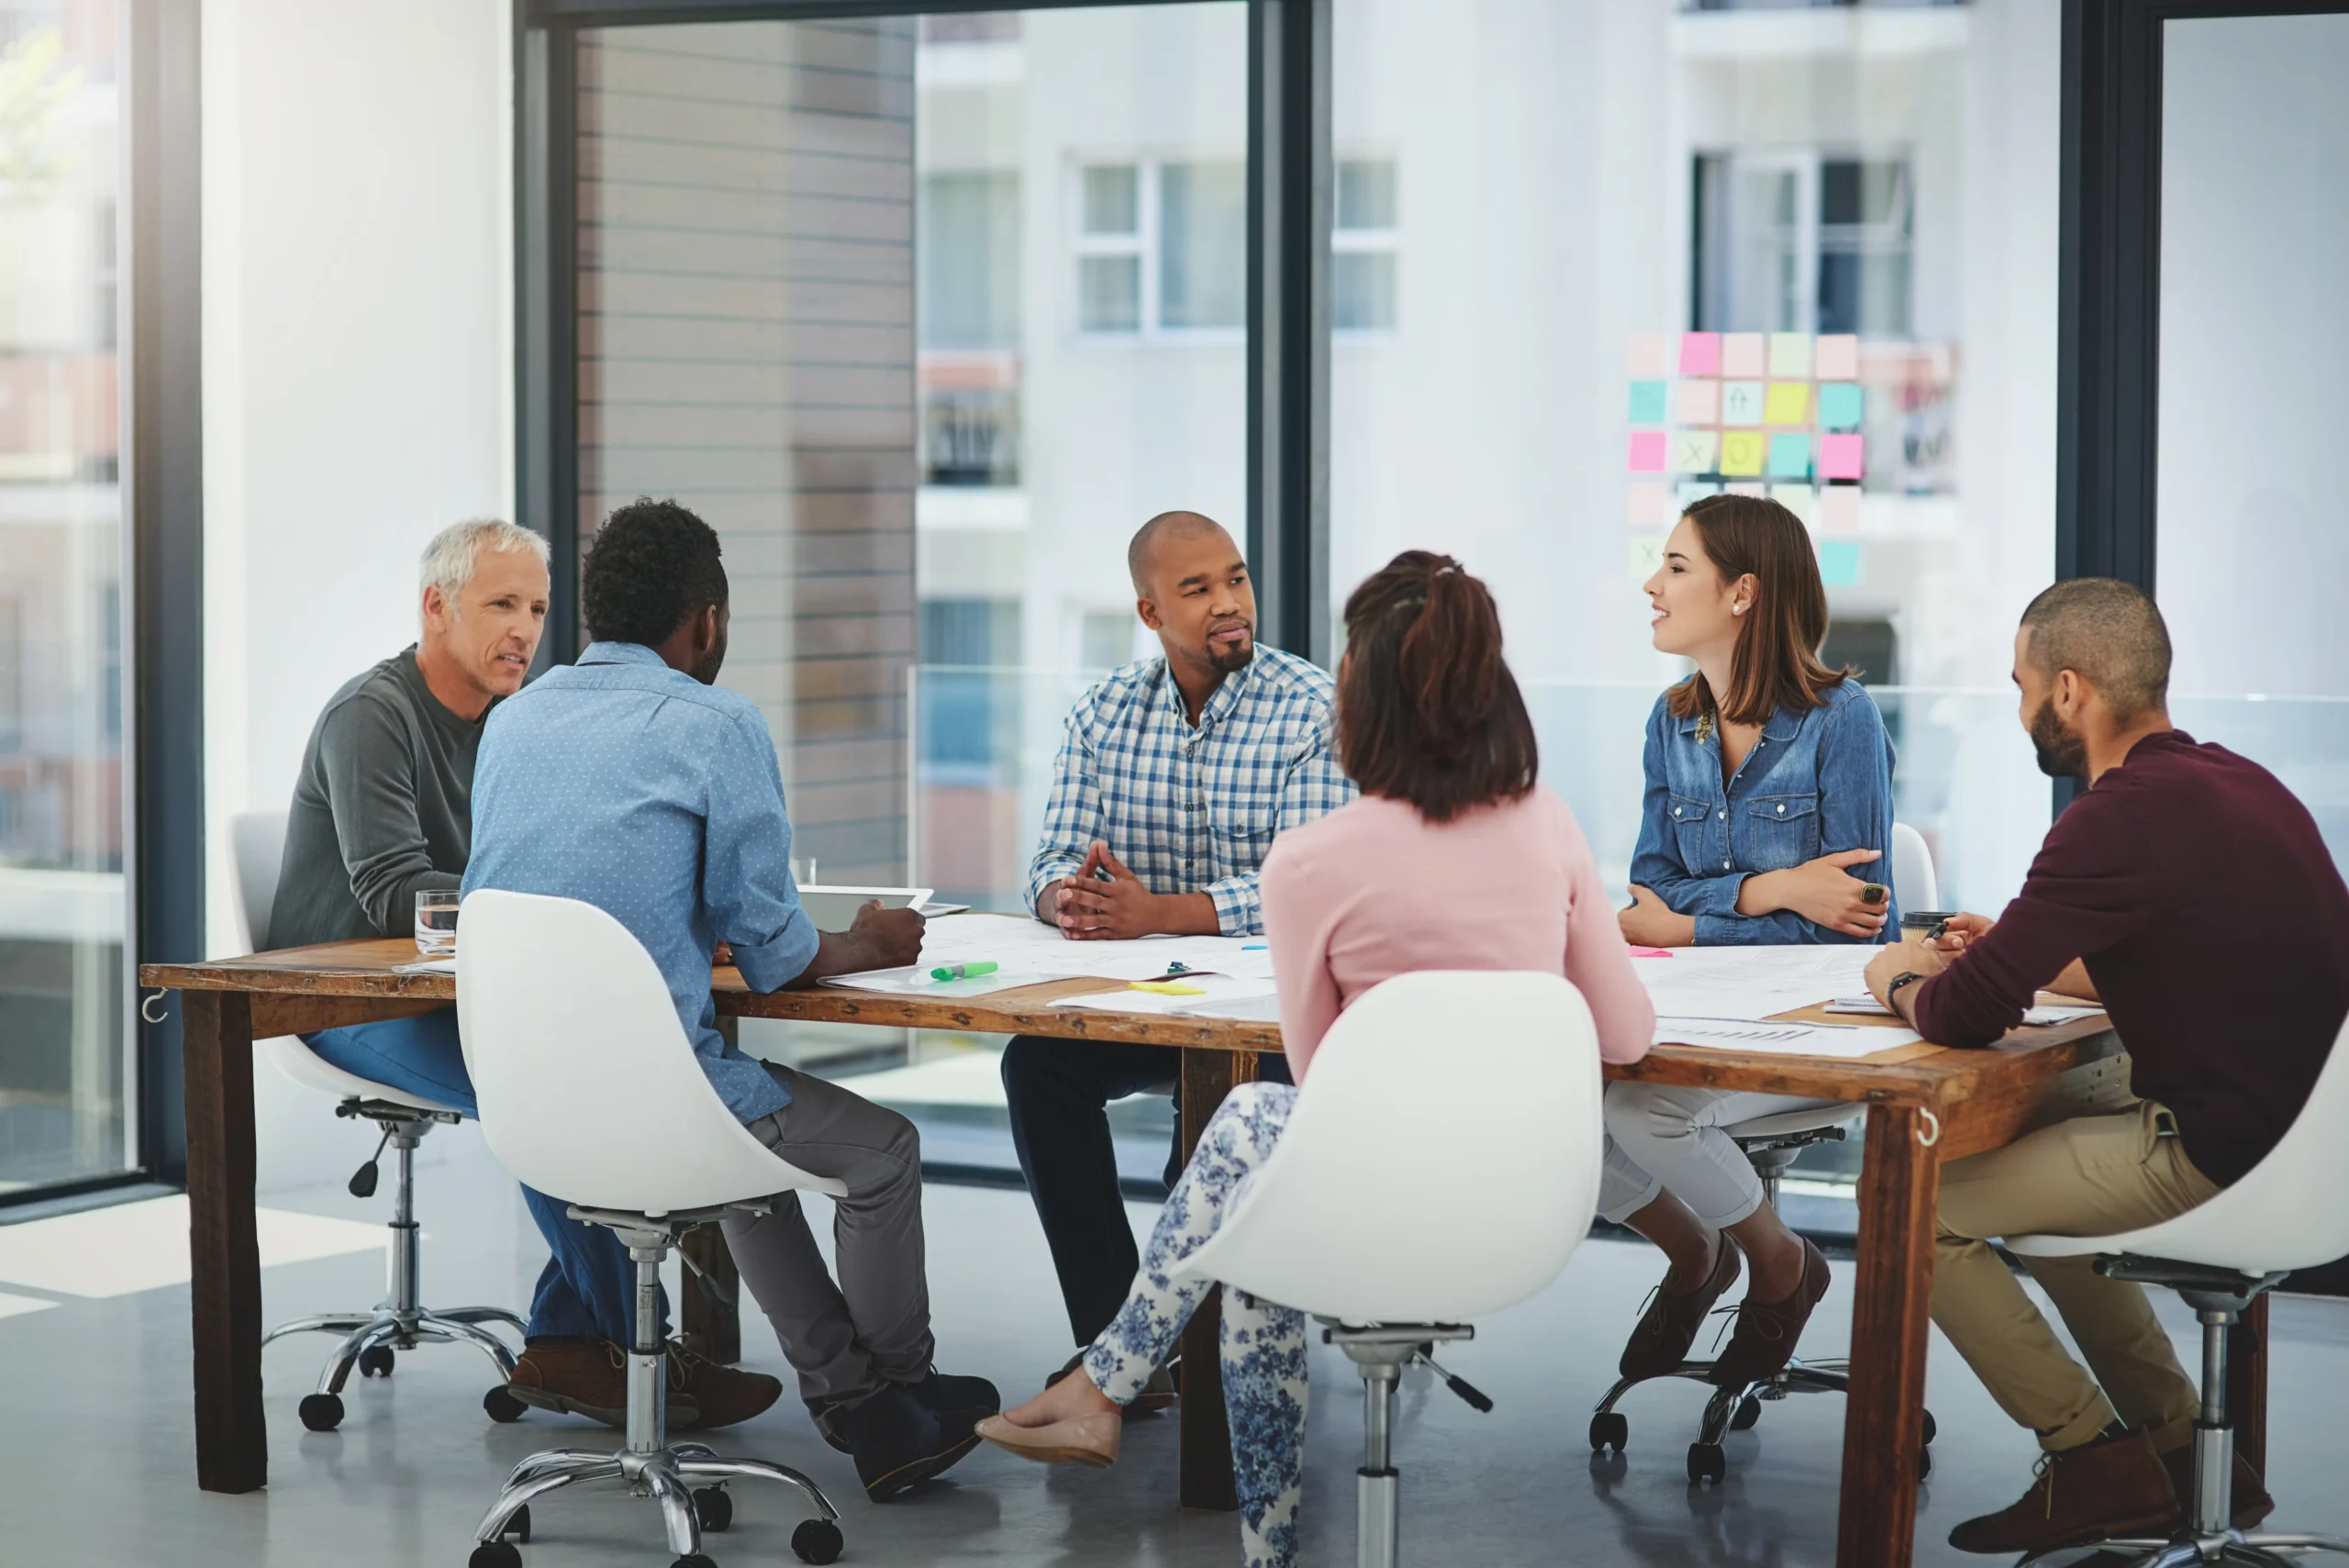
[667,1342,783,1430]
[1620,1235,1742,1381]
[507,1340,700,1429]
[1048,1351,1175,1418]
[1709,1238,1831,1389]
[2159,1443,2275,1530]
[1948,1430,2179,1555]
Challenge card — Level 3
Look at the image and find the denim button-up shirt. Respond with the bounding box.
[1629,678,1898,945]
[463,642,819,1123]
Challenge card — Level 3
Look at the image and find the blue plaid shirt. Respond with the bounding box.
[1023,647,1353,935]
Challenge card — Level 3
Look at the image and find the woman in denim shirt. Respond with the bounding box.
[1599,495,1897,1399]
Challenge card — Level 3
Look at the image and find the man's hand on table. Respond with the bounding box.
[1865,930,1950,1026]
[1917,910,2102,1006]
[794,900,926,987]
[1038,842,1221,940]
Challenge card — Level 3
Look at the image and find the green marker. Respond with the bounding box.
[930,961,998,982]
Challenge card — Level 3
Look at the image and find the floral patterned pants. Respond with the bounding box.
[1082,1081,1309,1568]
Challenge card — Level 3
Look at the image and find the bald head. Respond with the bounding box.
[1128,510,1228,595]
[2019,578,2172,722]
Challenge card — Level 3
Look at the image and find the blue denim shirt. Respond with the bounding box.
[1629,678,1898,946]
[462,642,820,1123]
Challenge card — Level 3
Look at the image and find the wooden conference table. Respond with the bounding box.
[140,936,2267,1568]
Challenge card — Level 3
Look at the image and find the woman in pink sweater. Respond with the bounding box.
[979,551,1654,1568]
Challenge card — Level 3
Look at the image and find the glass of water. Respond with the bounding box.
[415,890,461,956]
[791,856,818,887]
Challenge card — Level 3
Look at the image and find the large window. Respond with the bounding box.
[0,5,131,1195]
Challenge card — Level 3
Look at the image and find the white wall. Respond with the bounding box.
[203,0,513,1190]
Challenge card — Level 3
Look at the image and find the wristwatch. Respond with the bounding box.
[1884,971,1929,1014]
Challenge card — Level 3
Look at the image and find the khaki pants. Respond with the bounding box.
[1933,1099,2220,1454]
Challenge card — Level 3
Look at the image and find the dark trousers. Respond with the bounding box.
[1000,1035,1291,1347]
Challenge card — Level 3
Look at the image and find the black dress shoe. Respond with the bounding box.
[827,1382,981,1502]
[917,1368,1001,1437]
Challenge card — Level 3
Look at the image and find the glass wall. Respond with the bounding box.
[0,3,130,1195]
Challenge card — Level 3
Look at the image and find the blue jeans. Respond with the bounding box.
[302,1008,666,1343]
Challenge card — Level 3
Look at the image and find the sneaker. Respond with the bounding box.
[666,1341,783,1430]
[1619,1235,1742,1382]
[828,1380,982,1503]
[1948,1429,2179,1555]
[1708,1239,1831,1390]
[507,1339,700,1430]
[1048,1351,1176,1417]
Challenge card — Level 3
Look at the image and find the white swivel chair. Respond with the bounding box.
[228,809,526,1432]
[1171,971,1606,1568]
[2005,1016,2349,1567]
[1590,821,1946,1483]
[457,889,846,1568]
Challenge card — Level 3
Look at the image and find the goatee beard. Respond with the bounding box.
[2030,697,2088,779]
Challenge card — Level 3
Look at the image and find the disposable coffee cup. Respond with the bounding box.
[1900,909,1956,942]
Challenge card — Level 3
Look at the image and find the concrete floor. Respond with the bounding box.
[4,1130,2346,1568]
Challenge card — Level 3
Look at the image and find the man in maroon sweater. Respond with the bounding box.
[1863,579,2349,1557]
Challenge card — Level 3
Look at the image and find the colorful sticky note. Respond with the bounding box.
[1676,480,1722,506]
[1627,334,1671,378]
[1629,380,1669,424]
[1721,333,1765,378]
[1626,481,1670,528]
[1768,484,1815,526]
[1629,430,1668,473]
[1719,430,1766,476]
[1817,540,1864,587]
[1678,332,1721,376]
[1675,378,1720,425]
[1767,433,1813,479]
[1819,432,1865,481]
[1726,482,1767,497]
[1629,534,1667,582]
[1670,428,1720,474]
[1818,382,1865,431]
[1721,382,1765,426]
[1768,333,1813,378]
[1764,382,1812,426]
[1817,484,1863,532]
[1814,334,1860,380]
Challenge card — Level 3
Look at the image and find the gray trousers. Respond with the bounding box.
[722,1062,935,1410]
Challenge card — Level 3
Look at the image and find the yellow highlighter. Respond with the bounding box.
[1129,980,1206,995]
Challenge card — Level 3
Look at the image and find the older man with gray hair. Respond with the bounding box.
[275,519,781,1430]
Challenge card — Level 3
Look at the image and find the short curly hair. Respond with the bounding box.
[582,498,729,648]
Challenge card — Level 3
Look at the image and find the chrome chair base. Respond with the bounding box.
[1586,1353,1930,1485]
[1321,1322,1487,1568]
[2024,1532,2349,1566]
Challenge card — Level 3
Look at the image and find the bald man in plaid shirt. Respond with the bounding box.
[1002,512,1353,1397]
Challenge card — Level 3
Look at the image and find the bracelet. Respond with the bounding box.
[1884,971,1927,1013]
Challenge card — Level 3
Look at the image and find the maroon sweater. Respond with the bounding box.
[1911,730,2348,1185]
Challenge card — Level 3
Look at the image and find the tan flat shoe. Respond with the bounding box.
[975,1411,1121,1468]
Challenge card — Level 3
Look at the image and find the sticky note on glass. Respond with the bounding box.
[1676,480,1722,506]
[1629,380,1669,424]
[1627,334,1670,378]
[1818,382,1865,431]
[1817,484,1863,532]
[1767,433,1813,479]
[1678,332,1721,376]
[1719,430,1766,476]
[1819,432,1865,480]
[1626,481,1670,528]
[1768,484,1814,526]
[1675,378,1720,425]
[1763,382,1812,425]
[1817,540,1863,587]
[1670,428,1720,474]
[1721,333,1765,378]
[1814,334,1860,380]
[1768,333,1813,378]
[1629,534,1667,581]
[1629,430,1667,473]
[1725,481,1767,498]
[1721,381,1765,426]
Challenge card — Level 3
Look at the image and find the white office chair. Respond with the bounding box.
[2005,1015,2349,1567]
[1171,971,1605,1568]
[1590,822,1946,1483]
[457,889,846,1568]
[228,809,526,1433]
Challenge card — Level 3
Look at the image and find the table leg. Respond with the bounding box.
[2232,1293,2269,1474]
[183,990,266,1493]
[1175,1048,1257,1513]
[680,1224,742,1365]
[1837,1103,1939,1568]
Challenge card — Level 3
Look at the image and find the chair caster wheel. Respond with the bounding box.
[1917,1444,1932,1482]
[500,1506,530,1544]
[298,1393,344,1431]
[671,1556,717,1568]
[1687,1442,1726,1485]
[483,1385,529,1423]
[1922,1408,1937,1446]
[792,1518,845,1564]
[468,1543,522,1568]
[693,1485,732,1533]
[1588,1411,1628,1453]
[1731,1396,1762,1431]
[359,1344,395,1378]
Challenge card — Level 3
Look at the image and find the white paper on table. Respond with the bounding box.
[2023,1005,2103,1026]
[1656,1017,1922,1059]
[818,965,1065,998]
[1633,945,1879,1023]
[912,913,1275,983]
[393,956,458,975]
[1053,974,1279,1016]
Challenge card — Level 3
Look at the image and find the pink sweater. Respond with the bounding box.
[1259,787,1656,1082]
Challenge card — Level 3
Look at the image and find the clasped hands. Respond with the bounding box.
[1037,841,1171,940]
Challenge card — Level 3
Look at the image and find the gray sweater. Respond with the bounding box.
[268,647,489,950]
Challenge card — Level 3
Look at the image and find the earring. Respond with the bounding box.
[1733,604,1745,615]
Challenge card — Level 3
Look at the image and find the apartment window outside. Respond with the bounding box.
[1694,151,1915,337]
[1073,157,1247,337]
[1332,157,1398,332]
